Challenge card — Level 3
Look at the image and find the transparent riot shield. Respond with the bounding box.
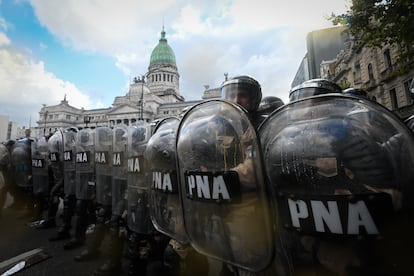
[0,144,10,187]
[31,137,50,196]
[259,94,414,275]
[75,128,95,200]
[48,130,64,193]
[146,117,187,243]
[11,139,32,189]
[95,126,113,206]
[0,144,9,169]
[63,128,78,196]
[176,100,274,272]
[404,114,414,132]
[112,124,128,216]
[126,122,154,234]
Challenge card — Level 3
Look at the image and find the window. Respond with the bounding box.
[163,74,166,81]
[368,63,374,80]
[354,62,361,84]
[403,79,413,104]
[389,88,398,110]
[384,49,392,68]
[66,115,71,120]
[49,115,53,120]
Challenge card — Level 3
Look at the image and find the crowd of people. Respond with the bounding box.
[1,75,414,276]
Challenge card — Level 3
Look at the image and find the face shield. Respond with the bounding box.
[222,76,262,113]
[289,79,342,102]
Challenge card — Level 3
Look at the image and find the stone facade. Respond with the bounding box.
[321,30,414,119]
[35,29,223,138]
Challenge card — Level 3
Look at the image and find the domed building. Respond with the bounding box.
[36,28,204,136]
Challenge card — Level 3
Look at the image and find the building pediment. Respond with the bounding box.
[107,104,139,115]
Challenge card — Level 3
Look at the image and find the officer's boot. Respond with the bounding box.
[37,196,59,229]
[94,229,124,276]
[49,195,74,241]
[127,232,149,276]
[63,200,88,250]
[75,222,106,261]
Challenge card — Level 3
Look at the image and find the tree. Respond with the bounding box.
[329,0,414,61]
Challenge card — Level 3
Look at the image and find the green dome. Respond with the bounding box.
[150,29,176,66]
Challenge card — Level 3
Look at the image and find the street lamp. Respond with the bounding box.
[139,75,144,121]
[44,111,49,135]
[84,116,91,128]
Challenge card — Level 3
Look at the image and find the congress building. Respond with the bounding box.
[36,28,221,137]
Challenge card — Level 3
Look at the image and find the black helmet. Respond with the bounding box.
[343,87,369,99]
[79,130,90,144]
[114,127,127,143]
[222,75,262,113]
[4,139,15,148]
[289,79,342,102]
[257,96,284,116]
[96,127,112,145]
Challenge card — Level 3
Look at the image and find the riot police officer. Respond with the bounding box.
[145,117,195,276]
[257,96,284,118]
[37,131,65,228]
[222,75,263,128]
[74,126,113,262]
[343,87,369,99]
[289,78,342,102]
[64,128,96,250]
[260,83,414,275]
[49,127,78,241]
[176,91,274,275]
[11,138,35,221]
[0,140,17,216]
[93,124,129,276]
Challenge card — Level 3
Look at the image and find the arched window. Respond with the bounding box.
[384,49,392,68]
[368,63,374,80]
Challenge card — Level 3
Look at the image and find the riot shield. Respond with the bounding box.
[176,100,273,272]
[31,137,50,196]
[95,126,113,206]
[126,122,154,234]
[48,130,64,193]
[75,128,95,200]
[0,144,9,169]
[259,94,414,275]
[146,117,187,243]
[112,124,128,216]
[11,139,32,189]
[404,114,414,132]
[63,128,78,196]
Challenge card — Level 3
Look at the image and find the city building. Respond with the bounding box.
[35,28,221,137]
[0,115,23,142]
[320,29,414,118]
[292,26,348,88]
[293,26,414,119]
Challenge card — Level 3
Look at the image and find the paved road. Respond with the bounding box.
[0,202,222,276]
[0,204,129,276]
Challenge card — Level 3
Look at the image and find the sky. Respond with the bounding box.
[0,0,351,127]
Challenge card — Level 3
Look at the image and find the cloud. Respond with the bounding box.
[0,32,10,46]
[25,0,350,108]
[0,17,8,31]
[0,45,92,126]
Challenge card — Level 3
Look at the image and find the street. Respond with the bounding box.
[0,203,129,276]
